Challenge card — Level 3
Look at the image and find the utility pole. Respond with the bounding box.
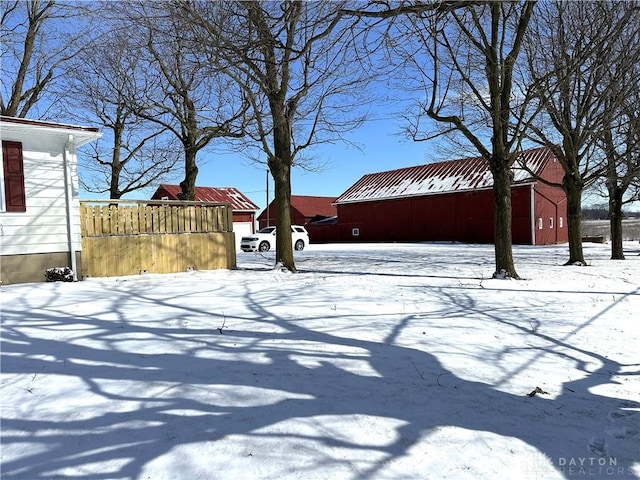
[266,169,270,227]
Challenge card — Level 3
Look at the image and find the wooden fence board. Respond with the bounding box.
[187,207,195,232]
[93,206,101,235]
[137,206,145,234]
[131,207,138,234]
[80,200,235,278]
[81,232,235,277]
[79,204,89,237]
[158,207,167,233]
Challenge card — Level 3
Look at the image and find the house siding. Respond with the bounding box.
[0,136,79,256]
[0,117,100,284]
[1,251,82,285]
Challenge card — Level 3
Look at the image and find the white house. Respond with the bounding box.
[0,116,102,285]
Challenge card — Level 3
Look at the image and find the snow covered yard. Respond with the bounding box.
[1,242,639,480]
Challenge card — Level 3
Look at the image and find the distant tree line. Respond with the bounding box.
[2,0,639,273]
[583,206,640,221]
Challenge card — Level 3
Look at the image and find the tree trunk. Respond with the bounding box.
[109,131,123,199]
[179,145,198,201]
[109,161,122,199]
[563,174,586,265]
[271,123,295,272]
[490,161,519,279]
[271,162,295,271]
[608,186,625,260]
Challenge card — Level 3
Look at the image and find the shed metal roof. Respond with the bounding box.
[335,147,554,204]
[153,184,259,212]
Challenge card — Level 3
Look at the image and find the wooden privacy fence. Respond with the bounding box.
[79,200,236,278]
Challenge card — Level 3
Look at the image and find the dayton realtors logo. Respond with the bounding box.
[557,457,633,477]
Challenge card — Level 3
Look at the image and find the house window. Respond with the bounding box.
[559,217,563,228]
[538,218,543,230]
[549,217,554,229]
[352,227,360,237]
[1,141,26,212]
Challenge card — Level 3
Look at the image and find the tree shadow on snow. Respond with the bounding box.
[0,277,638,479]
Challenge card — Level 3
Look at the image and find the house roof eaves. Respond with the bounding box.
[0,116,102,146]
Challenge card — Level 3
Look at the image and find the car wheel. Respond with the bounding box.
[294,239,305,251]
[259,241,270,252]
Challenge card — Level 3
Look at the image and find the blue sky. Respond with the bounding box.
[180,117,443,213]
[81,112,637,213]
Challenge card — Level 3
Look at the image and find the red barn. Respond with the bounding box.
[258,195,337,229]
[332,147,567,245]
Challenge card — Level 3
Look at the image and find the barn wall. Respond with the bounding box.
[258,207,310,229]
[257,205,277,229]
[538,155,565,184]
[532,159,568,245]
[331,149,569,246]
[232,212,255,224]
[511,187,534,244]
[533,182,568,245]
[336,186,540,244]
[290,207,308,226]
[151,186,172,199]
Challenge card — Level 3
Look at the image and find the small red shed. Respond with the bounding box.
[332,147,567,245]
[151,184,259,239]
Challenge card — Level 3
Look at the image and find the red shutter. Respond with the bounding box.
[2,141,26,212]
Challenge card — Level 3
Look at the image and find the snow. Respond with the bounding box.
[1,241,639,480]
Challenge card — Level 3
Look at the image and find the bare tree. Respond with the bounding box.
[347,2,536,279]
[80,132,179,200]
[524,1,640,265]
[117,1,251,201]
[598,64,640,259]
[65,27,179,199]
[181,1,369,272]
[0,0,91,118]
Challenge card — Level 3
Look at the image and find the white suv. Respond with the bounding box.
[240,225,310,252]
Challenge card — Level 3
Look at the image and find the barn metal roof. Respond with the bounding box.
[153,184,259,212]
[335,147,554,204]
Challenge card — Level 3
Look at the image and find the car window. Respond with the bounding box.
[258,227,275,234]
